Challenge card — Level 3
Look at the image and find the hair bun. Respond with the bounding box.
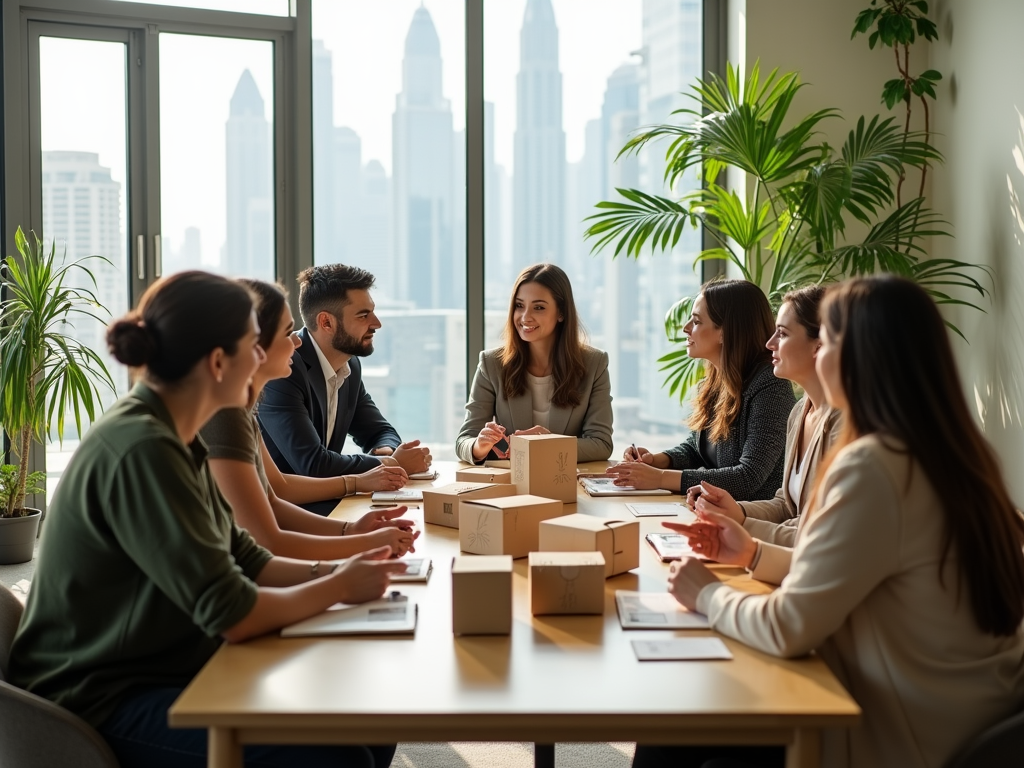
[107,317,157,367]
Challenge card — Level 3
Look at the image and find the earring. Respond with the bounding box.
[216,374,223,384]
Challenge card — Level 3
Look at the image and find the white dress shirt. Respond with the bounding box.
[308,334,350,446]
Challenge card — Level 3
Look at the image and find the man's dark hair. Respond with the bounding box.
[297,264,376,329]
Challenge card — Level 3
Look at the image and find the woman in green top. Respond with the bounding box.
[9,271,402,768]
[201,278,418,560]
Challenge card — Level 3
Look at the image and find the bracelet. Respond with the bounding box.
[340,520,349,536]
[343,475,355,496]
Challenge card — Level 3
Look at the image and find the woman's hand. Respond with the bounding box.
[667,557,720,611]
[512,425,550,436]
[333,546,409,604]
[353,464,409,494]
[622,446,670,468]
[364,525,419,558]
[691,481,744,524]
[473,421,508,460]
[663,511,757,568]
[349,505,416,535]
[605,461,667,490]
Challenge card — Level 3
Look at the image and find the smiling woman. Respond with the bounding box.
[607,279,794,499]
[455,263,614,464]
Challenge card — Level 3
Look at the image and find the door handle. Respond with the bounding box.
[136,234,145,280]
[154,234,162,278]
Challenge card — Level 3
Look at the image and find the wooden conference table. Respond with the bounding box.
[170,461,859,768]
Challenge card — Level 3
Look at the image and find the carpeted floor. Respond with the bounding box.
[394,742,634,767]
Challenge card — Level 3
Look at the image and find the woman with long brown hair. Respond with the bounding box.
[455,263,613,463]
[653,276,1024,768]
[608,279,794,499]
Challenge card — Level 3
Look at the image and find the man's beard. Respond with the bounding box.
[332,325,374,357]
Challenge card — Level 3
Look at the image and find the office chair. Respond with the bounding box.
[944,707,1024,768]
[0,583,120,768]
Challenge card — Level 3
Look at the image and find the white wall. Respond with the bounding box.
[930,0,1024,501]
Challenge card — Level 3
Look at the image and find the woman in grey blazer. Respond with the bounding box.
[455,264,613,464]
[607,279,793,500]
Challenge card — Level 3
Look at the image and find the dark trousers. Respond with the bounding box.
[632,745,786,768]
[99,687,396,768]
[302,497,344,516]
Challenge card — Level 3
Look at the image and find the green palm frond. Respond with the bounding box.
[584,188,702,258]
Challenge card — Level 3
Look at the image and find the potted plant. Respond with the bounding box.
[584,57,985,401]
[0,227,114,563]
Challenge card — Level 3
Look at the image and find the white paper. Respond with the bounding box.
[389,557,433,583]
[632,638,733,661]
[615,591,710,629]
[281,596,417,637]
[626,503,697,519]
[645,532,709,562]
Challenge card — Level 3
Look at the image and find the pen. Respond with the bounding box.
[630,442,638,461]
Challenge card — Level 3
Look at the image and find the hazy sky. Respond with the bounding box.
[39,0,644,267]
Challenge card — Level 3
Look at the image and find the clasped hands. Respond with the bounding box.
[350,505,420,558]
[472,421,550,461]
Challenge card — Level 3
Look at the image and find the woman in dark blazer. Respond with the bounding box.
[607,279,793,500]
[455,263,613,463]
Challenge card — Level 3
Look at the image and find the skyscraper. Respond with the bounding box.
[224,68,273,279]
[41,151,128,408]
[392,5,455,309]
[313,40,335,263]
[512,0,565,272]
[332,126,362,266]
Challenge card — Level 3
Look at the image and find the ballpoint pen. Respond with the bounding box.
[630,442,639,461]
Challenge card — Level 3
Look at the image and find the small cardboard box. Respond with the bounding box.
[459,494,566,558]
[529,551,606,615]
[538,514,640,578]
[422,482,518,529]
[451,555,513,635]
[455,466,513,484]
[509,434,578,504]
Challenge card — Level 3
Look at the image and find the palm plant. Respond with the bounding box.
[584,61,987,402]
[0,227,115,516]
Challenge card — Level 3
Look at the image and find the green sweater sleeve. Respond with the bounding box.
[105,434,266,637]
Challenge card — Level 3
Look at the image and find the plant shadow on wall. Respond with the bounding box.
[0,227,114,527]
[973,107,1024,431]
[584,0,989,403]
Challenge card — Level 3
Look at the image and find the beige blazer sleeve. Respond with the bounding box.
[455,348,614,464]
[696,440,901,658]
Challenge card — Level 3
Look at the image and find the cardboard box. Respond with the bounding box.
[460,494,566,558]
[529,551,606,615]
[422,482,518,529]
[451,555,513,635]
[509,434,578,503]
[455,466,512,484]
[538,514,640,578]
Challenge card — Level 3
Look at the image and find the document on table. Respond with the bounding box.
[645,532,711,562]
[626,502,697,519]
[281,595,418,637]
[579,477,672,497]
[408,470,439,481]
[389,557,433,583]
[615,591,710,629]
[631,638,733,661]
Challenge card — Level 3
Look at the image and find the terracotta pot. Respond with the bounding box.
[0,508,41,564]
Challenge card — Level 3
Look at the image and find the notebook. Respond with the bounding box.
[579,476,672,497]
[371,489,424,503]
[614,591,709,629]
[645,532,710,562]
[281,594,418,637]
[626,502,696,518]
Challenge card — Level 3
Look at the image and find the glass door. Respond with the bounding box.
[32,28,134,498]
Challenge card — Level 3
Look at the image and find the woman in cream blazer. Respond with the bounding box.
[653,277,1024,768]
[455,264,613,464]
[688,286,842,549]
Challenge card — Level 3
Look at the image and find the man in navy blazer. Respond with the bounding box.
[258,264,431,500]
